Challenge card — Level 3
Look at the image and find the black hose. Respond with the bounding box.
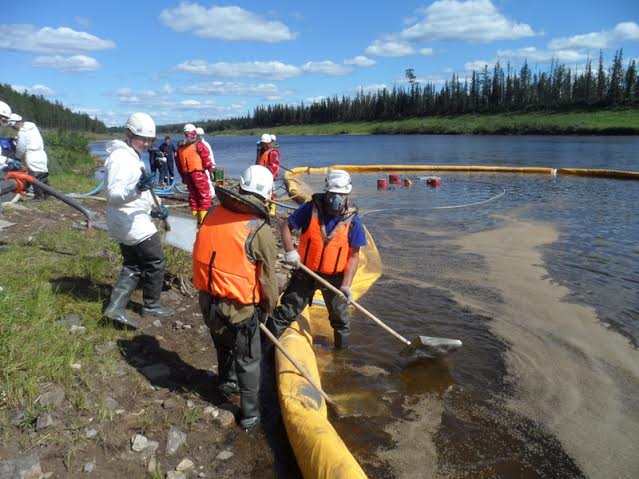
[30,178,97,228]
[0,179,18,196]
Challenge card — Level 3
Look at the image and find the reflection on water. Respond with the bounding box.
[311,172,638,478]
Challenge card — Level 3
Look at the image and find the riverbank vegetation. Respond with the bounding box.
[0,83,107,133]
[158,49,639,136]
[211,109,639,136]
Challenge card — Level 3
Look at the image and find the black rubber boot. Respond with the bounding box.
[239,392,260,432]
[141,300,175,318]
[104,270,140,329]
[334,330,350,349]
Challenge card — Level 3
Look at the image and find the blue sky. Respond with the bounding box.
[2,0,638,127]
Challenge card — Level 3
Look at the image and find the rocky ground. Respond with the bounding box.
[0,188,300,479]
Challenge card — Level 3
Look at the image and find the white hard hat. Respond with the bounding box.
[9,113,22,122]
[239,165,274,200]
[260,133,271,143]
[0,100,11,119]
[126,112,156,138]
[325,169,352,194]
[270,134,277,142]
[195,127,205,135]
[184,123,196,133]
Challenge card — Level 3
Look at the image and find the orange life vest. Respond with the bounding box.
[192,205,265,304]
[177,142,204,173]
[257,147,281,176]
[297,201,355,275]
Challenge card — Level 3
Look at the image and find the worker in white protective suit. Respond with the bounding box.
[103,112,175,329]
[10,113,49,201]
[196,127,216,197]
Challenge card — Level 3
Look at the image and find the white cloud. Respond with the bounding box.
[176,60,302,80]
[365,39,416,57]
[181,81,292,98]
[0,24,115,53]
[464,60,494,72]
[400,0,537,43]
[305,96,326,104]
[344,55,376,67]
[356,84,387,94]
[548,22,639,50]
[301,61,352,75]
[419,48,434,56]
[497,47,589,64]
[11,84,56,97]
[32,54,101,72]
[159,2,296,42]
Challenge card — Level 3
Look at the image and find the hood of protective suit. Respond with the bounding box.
[105,139,157,245]
[15,121,48,172]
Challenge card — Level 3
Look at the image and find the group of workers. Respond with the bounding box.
[4,106,364,433]
[0,100,49,200]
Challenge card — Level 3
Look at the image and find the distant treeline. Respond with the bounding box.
[0,83,107,133]
[158,49,638,133]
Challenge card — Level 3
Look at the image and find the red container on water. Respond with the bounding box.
[425,176,442,187]
[389,174,402,185]
[377,178,388,189]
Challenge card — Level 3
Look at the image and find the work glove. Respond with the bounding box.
[284,250,301,267]
[150,205,169,220]
[137,173,156,192]
[340,286,353,303]
[6,159,23,171]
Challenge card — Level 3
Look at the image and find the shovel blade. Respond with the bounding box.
[399,336,463,358]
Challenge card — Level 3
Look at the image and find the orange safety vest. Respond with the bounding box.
[177,142,204,173]
[298,202,355,275]
[192,205,265,304]
[257,148,280,168]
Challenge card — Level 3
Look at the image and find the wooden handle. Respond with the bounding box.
[298,264,410,346]
[140,167,171,232]
[259,323,337,408]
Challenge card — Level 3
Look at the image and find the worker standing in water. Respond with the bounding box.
[176,123,214,225]
[267,170,366,349]
[192,165,278,432]
[103,112,174,329]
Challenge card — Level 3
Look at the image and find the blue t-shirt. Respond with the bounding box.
[288,201,367,248]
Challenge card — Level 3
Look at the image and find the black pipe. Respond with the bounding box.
[0,179,18,196]
[30,177,97,227]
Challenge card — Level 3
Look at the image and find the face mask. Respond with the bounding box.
[327,194,345,211]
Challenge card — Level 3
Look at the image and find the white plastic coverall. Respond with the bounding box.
[200,138,216,197]
[15,122,48,173]
[105,140,159,246]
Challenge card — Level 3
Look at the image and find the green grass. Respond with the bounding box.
[212,109,639,136]
[0,213,192,410]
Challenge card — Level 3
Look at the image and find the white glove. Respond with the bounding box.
[284,250,301,267]
[340,286,353,303]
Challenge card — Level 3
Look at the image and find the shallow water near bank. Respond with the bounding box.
[90,134,639,478]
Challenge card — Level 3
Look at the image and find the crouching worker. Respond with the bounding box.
[268,170,366,349]
[192,165,278,432]
[104,112,175,329]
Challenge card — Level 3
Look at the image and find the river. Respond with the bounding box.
[92,134,639,478]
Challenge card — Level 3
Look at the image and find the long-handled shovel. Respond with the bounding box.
[141,167,171,232]
[298,264,462,358]
[259,323,346,416]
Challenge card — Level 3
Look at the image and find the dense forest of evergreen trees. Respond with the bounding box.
[0,84,107,133]
[168,49,638,133]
